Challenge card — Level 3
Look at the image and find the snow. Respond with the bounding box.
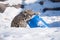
[0,0,60,40]
[24,0,37,4]
[6,0,23,5]
[0,27,60,40]
[0,7,23,27]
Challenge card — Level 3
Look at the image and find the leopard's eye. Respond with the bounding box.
[24,11,27,13]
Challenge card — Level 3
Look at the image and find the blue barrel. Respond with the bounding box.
[28,15,49,28]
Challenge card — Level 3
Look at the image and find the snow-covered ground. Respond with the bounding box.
[0,27,60,40]
[0,0,60,40]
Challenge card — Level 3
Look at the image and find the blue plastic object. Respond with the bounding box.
[28,15,49,28]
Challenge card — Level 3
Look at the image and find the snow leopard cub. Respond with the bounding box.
[11,10,35,28]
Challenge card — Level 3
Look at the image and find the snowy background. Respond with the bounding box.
[0,0,60,40]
